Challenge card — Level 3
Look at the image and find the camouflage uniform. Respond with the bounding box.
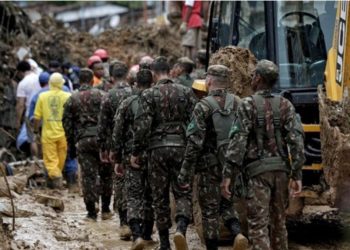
[111,90,154,222]
[132,78,197,231]
[97,82,133,221]
[190,68,206,80]
[178,89,239,240]
[111,90,154,240]
[95,78,113,92]
[174,74,194,88]
[63,85,113,216]
[178,65,241,244]
[223,60,305,250]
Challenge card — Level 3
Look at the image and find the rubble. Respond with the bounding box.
[319,87,350,210]
[209,46,257,97]
[35,194,64,212]
[0,203,35,218]
[0,175,27,198]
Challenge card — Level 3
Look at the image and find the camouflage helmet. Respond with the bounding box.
[207,64,229,79]
[177,57,194,66]
[256,59,279,83]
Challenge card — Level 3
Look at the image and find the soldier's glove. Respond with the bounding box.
[180,22,187,35]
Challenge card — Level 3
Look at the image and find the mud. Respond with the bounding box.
[209,46,257,97]
[1,187,349,250]
[319,87,350,210]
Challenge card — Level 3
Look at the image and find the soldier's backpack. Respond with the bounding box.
[202,93,240,166]
[246,94,290,177]
[149,82,189,149]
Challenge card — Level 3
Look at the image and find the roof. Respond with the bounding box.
[55,4,128,23]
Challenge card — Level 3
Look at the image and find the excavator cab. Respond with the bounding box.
[208,1,337,186]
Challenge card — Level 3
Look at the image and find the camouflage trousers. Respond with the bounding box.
[113,173,127,212]
[148,147,192,230]
[125,160,154,223]
[76,137,113,208]
[246,171,289,250]
[198,164,238,240]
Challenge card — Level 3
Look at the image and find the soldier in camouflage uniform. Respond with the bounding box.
[111,69,154,250]
[63,69,113,221]
[95,60,122,92]
[222,60,306,250]
[97,62,132,237]
[173,57,194,88]
[130,56,197,250]
[190,49,206,80]
[178,65,248,250]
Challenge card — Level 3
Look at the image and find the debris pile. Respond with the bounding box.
[1,2,183,75]
[209,46,257,97]
[319,87,350,210]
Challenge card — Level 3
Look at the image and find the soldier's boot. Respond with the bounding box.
[224,218,248,250]
[84,201,97,221]
[205,238,218,250]
[142,220,157,246]
[101,195,113,220]
[158,229,170,250]
[67,173,79,193]
[50,177,63,189]
[119,209,132,240]
[173,216,189,250]
[129,219,145,250]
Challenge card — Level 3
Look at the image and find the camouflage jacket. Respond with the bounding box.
[97,82,133,151]
[223,89,305,180]
[174,74,193,88]
[190,68,206,80]
[94,78,113,92]
[131,78,197,156]
[179,89,239,184]
[111,89,142,163]
[62,84,104,149]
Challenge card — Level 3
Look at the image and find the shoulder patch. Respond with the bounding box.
[228,119,241,138]
[186,119,198,136]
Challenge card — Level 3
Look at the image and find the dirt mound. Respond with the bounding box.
[0,2,183,82]
[209,46,257,97]
[319,87,350,209]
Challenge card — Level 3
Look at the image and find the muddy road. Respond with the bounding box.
[2,189,350,250]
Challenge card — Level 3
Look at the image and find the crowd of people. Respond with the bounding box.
[11,44,305,250]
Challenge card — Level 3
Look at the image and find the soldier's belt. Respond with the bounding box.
[80,126,98,139]
[245,156,289,178]
[148,134,185,150]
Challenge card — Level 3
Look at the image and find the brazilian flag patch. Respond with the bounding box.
[229,122,241,138]
[186,119,198,136]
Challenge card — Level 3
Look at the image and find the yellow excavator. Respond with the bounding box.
[206,0,350,217]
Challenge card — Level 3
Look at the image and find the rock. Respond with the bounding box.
[0,203,35,218]
[35,194,64,212]
[286,197,304,217]
[0,175,27,197]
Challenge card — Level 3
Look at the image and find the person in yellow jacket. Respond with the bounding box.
[33,73,71,188]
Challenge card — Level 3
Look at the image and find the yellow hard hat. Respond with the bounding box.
[192,79,207,92]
